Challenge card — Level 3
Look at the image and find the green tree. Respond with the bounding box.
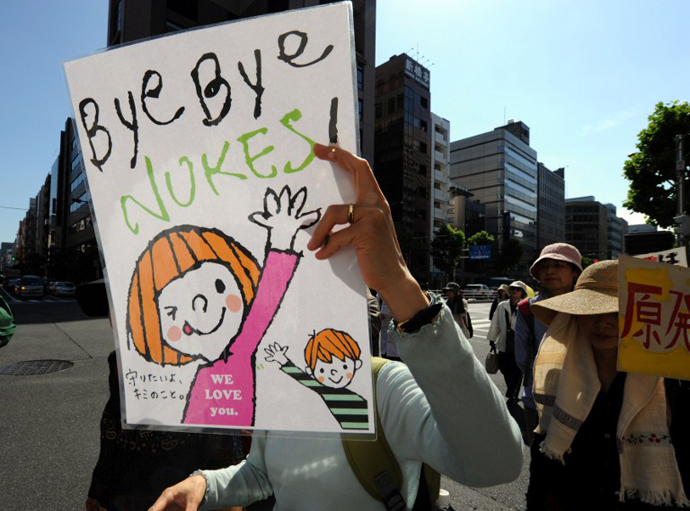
[495,238,523,273]
[467,231,495,246]
[623,101,690,228]
[581,256,595,269]
[431,224,466,280]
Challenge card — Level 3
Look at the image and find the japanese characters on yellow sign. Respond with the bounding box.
[618,254,690,380]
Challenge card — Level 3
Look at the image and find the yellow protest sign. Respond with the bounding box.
[618,254,690,380]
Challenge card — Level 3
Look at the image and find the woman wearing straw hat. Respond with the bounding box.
[526,260,690,510]
[487,281,528,401]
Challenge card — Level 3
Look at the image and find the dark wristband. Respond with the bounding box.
[394,302,443,334]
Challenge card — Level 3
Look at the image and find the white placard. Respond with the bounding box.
[64,3,373,434]
[634,247,687,267]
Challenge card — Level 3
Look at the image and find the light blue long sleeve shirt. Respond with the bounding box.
[200,296,523,511]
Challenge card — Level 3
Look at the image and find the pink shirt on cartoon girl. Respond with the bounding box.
[183,250,299,426]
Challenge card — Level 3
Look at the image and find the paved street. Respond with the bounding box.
[0,294,530,510]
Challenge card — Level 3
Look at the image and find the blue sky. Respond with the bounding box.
[1,0,688,244]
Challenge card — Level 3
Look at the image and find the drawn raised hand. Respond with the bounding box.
[249,186,321,251]
[264,342,290,367]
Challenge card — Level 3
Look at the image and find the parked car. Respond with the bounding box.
[52,281,76,297]
[5,277,20,293]
[16,275,44,299]
[463,283,493,300]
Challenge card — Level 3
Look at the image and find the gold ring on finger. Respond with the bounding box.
[347,204,355,224]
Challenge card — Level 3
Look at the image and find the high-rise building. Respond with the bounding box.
[536,162,565,250]
[450,120,538,273]
[429,113,450,284]
[565,196,609,260]
[374,53,432,282]
[605,203,628,259]
[107,0,376,163]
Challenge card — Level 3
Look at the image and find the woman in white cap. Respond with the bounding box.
[516,242,582,443]
[487,281,528,401]
[526,260,690,510]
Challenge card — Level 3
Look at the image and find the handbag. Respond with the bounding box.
[485,346,499,374]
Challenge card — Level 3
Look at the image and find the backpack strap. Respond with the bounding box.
[342,357,404,509]
[342,357,441,510]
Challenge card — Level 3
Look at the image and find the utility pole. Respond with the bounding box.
[673,134,689,248]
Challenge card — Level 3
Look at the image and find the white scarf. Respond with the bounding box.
[533,313,688,507]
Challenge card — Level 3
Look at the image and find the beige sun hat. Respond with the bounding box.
[531,260,618,326]
[529,243,583,280]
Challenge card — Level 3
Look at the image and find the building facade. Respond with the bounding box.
[536,162,565,250]
[429,113,451,283]
[108,0,376,163]
[605,203,628,259]
[449,120,538,274]
[8,0,377,283]
[565,196,609,261]
[374,53,432,282]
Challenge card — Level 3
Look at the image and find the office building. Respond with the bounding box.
[107,0,376,163]
[374,53,432,282]
[450,120,538,274]
[536,162,565,250]
[605,203,628,259]
[429,113,451,283]
[565,196,609,260]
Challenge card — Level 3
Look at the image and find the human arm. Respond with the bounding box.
[148,474,207,511]
[515,309,531,374]
[489,298,498,320]
[486,303,502,348]
[378,295,523,488]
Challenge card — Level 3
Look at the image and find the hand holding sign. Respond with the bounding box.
[308,144,429,323]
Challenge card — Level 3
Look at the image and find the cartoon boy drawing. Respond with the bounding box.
[126,186,320,427]
[264,328,369,430]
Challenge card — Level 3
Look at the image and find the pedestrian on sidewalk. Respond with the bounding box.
[515,243,581,445]
[148,143,523,511]
[487,281,527,402]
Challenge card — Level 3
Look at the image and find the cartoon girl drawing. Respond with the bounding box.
[264,328,369,430]
[126,186,320,427]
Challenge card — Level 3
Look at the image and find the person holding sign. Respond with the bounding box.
[526,260,690,510]
[148,143,524,511]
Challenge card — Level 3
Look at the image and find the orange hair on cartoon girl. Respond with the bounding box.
[127,225,260,366]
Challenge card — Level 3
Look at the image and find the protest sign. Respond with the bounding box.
[618,255,690,380]
[634,246,687,267]
[64,3,374,434]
